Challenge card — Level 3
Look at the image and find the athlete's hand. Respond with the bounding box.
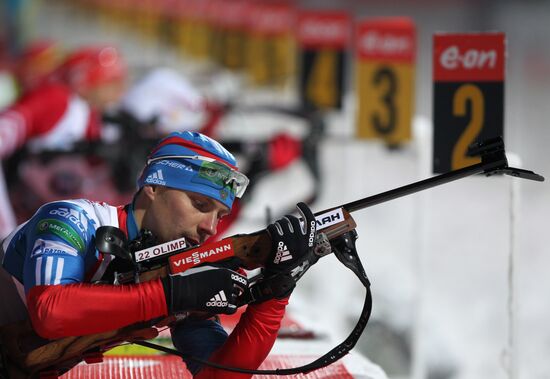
[263,202,317,297]
[161,265,248,315]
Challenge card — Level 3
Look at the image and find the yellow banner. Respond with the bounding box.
[220,31,246,70]
[247,33,295,87]
[187,20,214,59]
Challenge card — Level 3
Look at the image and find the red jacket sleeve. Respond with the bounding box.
[27,279,168,339]
[196,297,289,379]
[0,84,69,158]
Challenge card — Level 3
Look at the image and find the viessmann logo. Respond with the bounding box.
[169,239,235,274]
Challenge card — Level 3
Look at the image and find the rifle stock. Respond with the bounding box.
[0,319,160,378]
[138,208,356,281]
[227,231,273,269]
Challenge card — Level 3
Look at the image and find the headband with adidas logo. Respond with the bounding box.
[137,131,247,209]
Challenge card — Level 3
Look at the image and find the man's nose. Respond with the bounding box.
[198,212,218,240]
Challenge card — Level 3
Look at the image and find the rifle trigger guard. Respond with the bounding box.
[331,230,370,288]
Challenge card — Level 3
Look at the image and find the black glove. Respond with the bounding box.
[161,265,248,315]
[263,202,317,298]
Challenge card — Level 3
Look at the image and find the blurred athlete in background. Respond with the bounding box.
[14,39,64,94]
[0,45,127,238]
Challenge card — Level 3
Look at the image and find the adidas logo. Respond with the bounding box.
[231,273,247,286]
[146,169,166,185]
[206,290,229,307]
[273,241,292,264]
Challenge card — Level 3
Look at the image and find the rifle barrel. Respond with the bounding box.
[342,161,492,214]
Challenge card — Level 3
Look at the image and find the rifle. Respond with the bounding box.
[0,138,543,378]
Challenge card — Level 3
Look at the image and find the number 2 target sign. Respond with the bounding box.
[432,32,505,173]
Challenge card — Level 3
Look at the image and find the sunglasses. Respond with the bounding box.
[146,155,250,198]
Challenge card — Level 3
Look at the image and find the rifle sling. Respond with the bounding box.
[133,277,372,375]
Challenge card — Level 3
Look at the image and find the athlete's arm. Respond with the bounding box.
[195,297,288,379]
[16,201,168,339]
[27,280,167,339]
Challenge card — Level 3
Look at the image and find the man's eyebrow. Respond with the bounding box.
[196,195,229,215]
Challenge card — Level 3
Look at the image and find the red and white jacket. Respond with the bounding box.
[0,82,101,158]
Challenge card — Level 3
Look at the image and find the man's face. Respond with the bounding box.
[141,186,230,245]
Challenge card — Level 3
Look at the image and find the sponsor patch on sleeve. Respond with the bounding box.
[36,219,85,253]
[31,238,79,259]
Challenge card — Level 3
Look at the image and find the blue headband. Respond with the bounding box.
[137,132,247,209]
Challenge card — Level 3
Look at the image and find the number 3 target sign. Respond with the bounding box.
[432,33,505,173]
[355,17,416,145]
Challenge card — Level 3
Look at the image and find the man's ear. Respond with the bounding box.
[142,185,157,201]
